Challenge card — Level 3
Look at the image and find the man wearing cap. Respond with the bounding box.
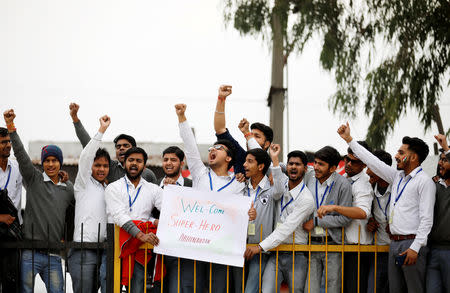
[69,103,157,184]
[4,109,74,293]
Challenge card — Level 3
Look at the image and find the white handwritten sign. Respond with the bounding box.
[153,185,251,267]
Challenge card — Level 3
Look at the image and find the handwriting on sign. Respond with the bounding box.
[181,199,225,215]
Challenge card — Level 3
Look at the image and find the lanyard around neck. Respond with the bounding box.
[281,183,305,216]
[0,167,11,191]
[125,177,142,212]
[394,168,422,206]
[208,171,235,192]
[375,191,391,221]
[247,186,261,203]
[315,180,334,210]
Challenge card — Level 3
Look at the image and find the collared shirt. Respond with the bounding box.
[73,132,108,242]
[105,175,163,228]
[43,172,67,187]
[372,183,392,245]
[260,168,315,251]
[438,178,448,188]
[247,176,267,202]
[0,159,23,223]
[348,140,436,252]
[344,171,374,244]
[178,121,245,194]
[159,175,185,188]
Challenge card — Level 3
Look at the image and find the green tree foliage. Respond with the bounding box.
[223,0,450,148]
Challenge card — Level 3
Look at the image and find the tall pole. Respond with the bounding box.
[269,0,287,160]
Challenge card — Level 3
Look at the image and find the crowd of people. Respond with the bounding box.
[0,85,449,293]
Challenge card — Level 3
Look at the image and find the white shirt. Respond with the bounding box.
[43,172,67,187]
[260,176,315,251]
[247,176,267,201]
[73,132,108,242]
[372,184,392,245]
[348,140,436,252]
[344,171,374,244]
[105,175,163,227]
[159,175,185,188]
[179,121,245,194]
[0,159,23,223]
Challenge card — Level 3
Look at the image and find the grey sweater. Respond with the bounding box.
[305,169,353,244]
[73,121,157,184]
[10,131,74,243]
[429,151,450,249]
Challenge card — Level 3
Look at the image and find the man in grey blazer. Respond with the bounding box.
[302,146,353,293]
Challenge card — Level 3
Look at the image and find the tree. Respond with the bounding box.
[223,0,449,148]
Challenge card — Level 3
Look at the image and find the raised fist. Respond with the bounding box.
[99,115,111,133]
[174,104,187,116]
[218,85,232,99]
[238,118,250,135]
[3,109,15,125]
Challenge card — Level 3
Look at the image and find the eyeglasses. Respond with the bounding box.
[344,155,362,164]
[0,140,11,145]
[115,143,131,150]
[208,145,227,152]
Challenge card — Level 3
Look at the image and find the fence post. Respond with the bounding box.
[106,223,115,293]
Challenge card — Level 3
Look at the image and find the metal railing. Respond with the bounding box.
[112,225,390,293]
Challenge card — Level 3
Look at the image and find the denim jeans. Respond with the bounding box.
[306,250,341,293]
[68,249,107,293]
[262,252,308,293]
[426,247,450,293]
[21,250,64,293]
[245,253,269,293]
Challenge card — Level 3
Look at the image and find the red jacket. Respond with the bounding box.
[119,221,165,285]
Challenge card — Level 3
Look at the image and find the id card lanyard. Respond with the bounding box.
[281,183,305,216]
[208,171,235,192]
[125,177,142,212]
[315,180,334,210]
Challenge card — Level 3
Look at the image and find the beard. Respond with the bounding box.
[164,166,181,177]
[125,168,144,181]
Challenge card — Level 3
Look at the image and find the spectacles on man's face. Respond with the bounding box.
[344,155,362,164]
[208,145,227,152]
[0,139,11,145]
[115,143,131,150]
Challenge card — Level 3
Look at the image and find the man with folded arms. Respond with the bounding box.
[338,122,435,293]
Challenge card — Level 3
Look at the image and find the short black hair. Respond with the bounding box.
[94,148,111,165]
[114,134,137,147]
[124,147,148,165]
[250,122,274,143]
[372,149,392,166]
[287,150,308,166]
[214,139,236,170]
[0,127,8,138]
[314,146,341,167]
[348,141,372,156]
[163,146,185,162]
[402,136,429,164]
[246,148,272,175]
